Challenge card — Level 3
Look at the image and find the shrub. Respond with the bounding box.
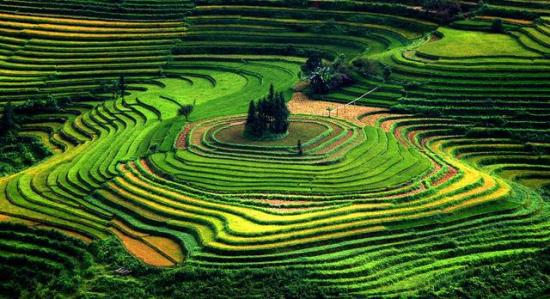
[352,58,384,79]
[419,248,550,298]
[421,0,462,23]
[490,18,504,33]
[301,54,323,76]
[0,102,17,136]
[178,104,194,121]
[147,266,339,298]
[15,95,71,115]
[305,54,354,94]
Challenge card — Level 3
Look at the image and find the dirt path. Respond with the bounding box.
[288,92,385,127]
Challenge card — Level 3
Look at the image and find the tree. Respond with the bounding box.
[244,84,290,139]
[421,0,461,23]
[246,101,257,128]
[118,75,126,100]
[383,66,392,82]
[301,54,323,76]
[0,102,17,136]
[178,104,194,121]
[490,18,504,33]
[310,72,330,94]
[272,92,290,134]
[304,54,353,94]
[245,101,262,138]
[111,80,119,101]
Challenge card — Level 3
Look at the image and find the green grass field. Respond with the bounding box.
[0,0,548,298]
[417,27,542,58]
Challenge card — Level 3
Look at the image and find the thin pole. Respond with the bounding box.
[329,87,378,116]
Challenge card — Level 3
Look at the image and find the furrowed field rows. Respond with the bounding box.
[0,0,548,297]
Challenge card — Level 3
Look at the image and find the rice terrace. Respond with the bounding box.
[0,0,549,298]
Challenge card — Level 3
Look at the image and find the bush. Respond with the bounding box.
[490,18,504,33]
[419,248,550,298]
[0,102,17,136]
[15,95,71,115]
[88,237,151,276]
[421,0,462,23]
[84,237,340,299]
[305,54,354,94]
[352,58,384,79]
[147,266,339,299]
[178,104,194,121]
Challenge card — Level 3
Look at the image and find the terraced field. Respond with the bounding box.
[0,0,548,297]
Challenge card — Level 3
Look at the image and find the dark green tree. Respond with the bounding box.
[310,73,329,94]
[118,75,126,100]
[301,54,323,76]
[491,18,504,33]
[305,54,353,94]
[0,101,17,136]
[178,104,194,121]
[272,92,290,134]
[245,101,257,128]
[256,97,269,135]
[244,85,290,139]
[244,101,262,138]
[383,66,392,82]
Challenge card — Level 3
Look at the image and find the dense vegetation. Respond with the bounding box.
[0,224,337,298]
[0,0,548,297]
[420,247,550,298]
[0,102,52,176]
[3,223,545,298]
[244,85,290,139]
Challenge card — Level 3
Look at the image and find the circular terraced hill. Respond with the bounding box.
[0,0,548,297]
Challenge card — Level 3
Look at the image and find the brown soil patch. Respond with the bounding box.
[0,214,9,222]
[407,130,422,147]
[421,135,437,148]
[144,235,185,263]
[384,184,426,200]
[215,120,327,147]
[175,123,191,149]
[265,207,317,213]
[288,92,383,126]
[432,166,458,187]
[429,33,441,43]
[111,227,174,267]
[140,159,153,173]
[189,121,211,148]
[379,117,401,132]
[359,112,392,127]
[393,127,409,147]
[317,129,354,155]
[477,16,533,26]
[427,159,442,177]
[293,80,309,92]
[261,199,314,206]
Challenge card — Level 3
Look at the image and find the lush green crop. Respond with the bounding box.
[0,0,548,298]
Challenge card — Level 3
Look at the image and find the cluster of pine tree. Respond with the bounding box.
[244,85,290,139]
